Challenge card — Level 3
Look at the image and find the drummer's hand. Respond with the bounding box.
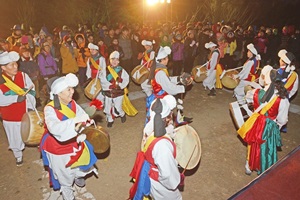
[232,74,238,80]
[76,134,86,143]
[179,173,185,186]
[74,113,90,124]
[17,95,26,102]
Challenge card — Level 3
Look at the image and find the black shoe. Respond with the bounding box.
[107,121,114,128]
[121,115,126,123]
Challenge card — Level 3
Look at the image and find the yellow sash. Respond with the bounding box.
[2,75,26,95]
[216,64,223,89]
[144,51,150,61]
[285,71,297,89]
[107,66,138,116]
[90,58,100,70]
[47,101,76,119]
[237,96,278,139]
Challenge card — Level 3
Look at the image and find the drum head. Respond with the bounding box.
[192,66,207,83]
[131,65,149,85]
[221,70,239,89]
[84,78,102,100]
[174,125,201,170]
[81,126,110,154]
[21,111,44,146]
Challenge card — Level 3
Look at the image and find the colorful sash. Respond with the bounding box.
[107,65,138,116]
[47,101,76,119]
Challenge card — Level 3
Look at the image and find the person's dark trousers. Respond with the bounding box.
[121,58,133,74]
[78,67,87,88]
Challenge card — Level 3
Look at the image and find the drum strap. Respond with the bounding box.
[144,51,150,61]
[90,57,100,70]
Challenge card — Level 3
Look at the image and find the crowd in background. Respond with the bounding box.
[1,20,299,105]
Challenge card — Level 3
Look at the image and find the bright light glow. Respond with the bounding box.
[146,0,158,6]
[167,0,171,3]
[160,0,165,3]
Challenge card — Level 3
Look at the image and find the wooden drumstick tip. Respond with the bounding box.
[22,85,34,96]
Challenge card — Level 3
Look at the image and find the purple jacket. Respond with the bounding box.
[171,42,184,61]
[37,51,58,77]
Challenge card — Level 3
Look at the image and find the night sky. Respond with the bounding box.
[0,0,299,37]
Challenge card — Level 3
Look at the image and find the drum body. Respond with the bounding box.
[229,101,253,129]
[21,111,45,146]
[84,78,102,100]
[81,125,110,154]
[131,65,149,85]
[174,125,201,170]
[221,70,240,89]
[191,66,207,83]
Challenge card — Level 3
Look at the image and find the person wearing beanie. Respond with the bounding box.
[18,47,41,107]
[239,65,290,175]
[60,35,79,74]
[6,24,23,51]
[171,34,184,76]
[277,49,298,99]
[233,43,261,103]
[74,33,90,88]
[143,98,182,199]
[40,73,98,200]
[37,41,58,84]
[0,51,36,166]
[100,51,129,127]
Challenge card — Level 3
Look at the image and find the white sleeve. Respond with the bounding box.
[44,102,86,142]
[155,71,185,95]
[0,90,18,106]
[152,139,180,190]
[118,68,130,89]
[86,58,91,79]
[238,60,253,80]
[99,57,107,71]
[209,52,218,72]
[24,73,36,109]
[276,98,290,129]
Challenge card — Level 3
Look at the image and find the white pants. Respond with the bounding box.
[203,70,216,90]
[104,95,125,122]
[234,80,251,102]
[46,152,96,200]
[3,120,25,159]
[150,178,182,200]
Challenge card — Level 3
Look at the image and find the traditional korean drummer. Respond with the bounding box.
[40,73,98,200]
[0,51,36,166]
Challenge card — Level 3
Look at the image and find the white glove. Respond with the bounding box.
[74,113,89,124]
[190,40,196,47]
[233,74,239,79]
[76,134,86,143]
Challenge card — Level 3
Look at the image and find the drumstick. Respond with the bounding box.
[182,144,197,174]
[22,85,34,96]
[220,66,244,79]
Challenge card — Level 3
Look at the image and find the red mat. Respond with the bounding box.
[229,145,300,200]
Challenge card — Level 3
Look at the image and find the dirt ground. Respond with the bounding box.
[1,79,300,200]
